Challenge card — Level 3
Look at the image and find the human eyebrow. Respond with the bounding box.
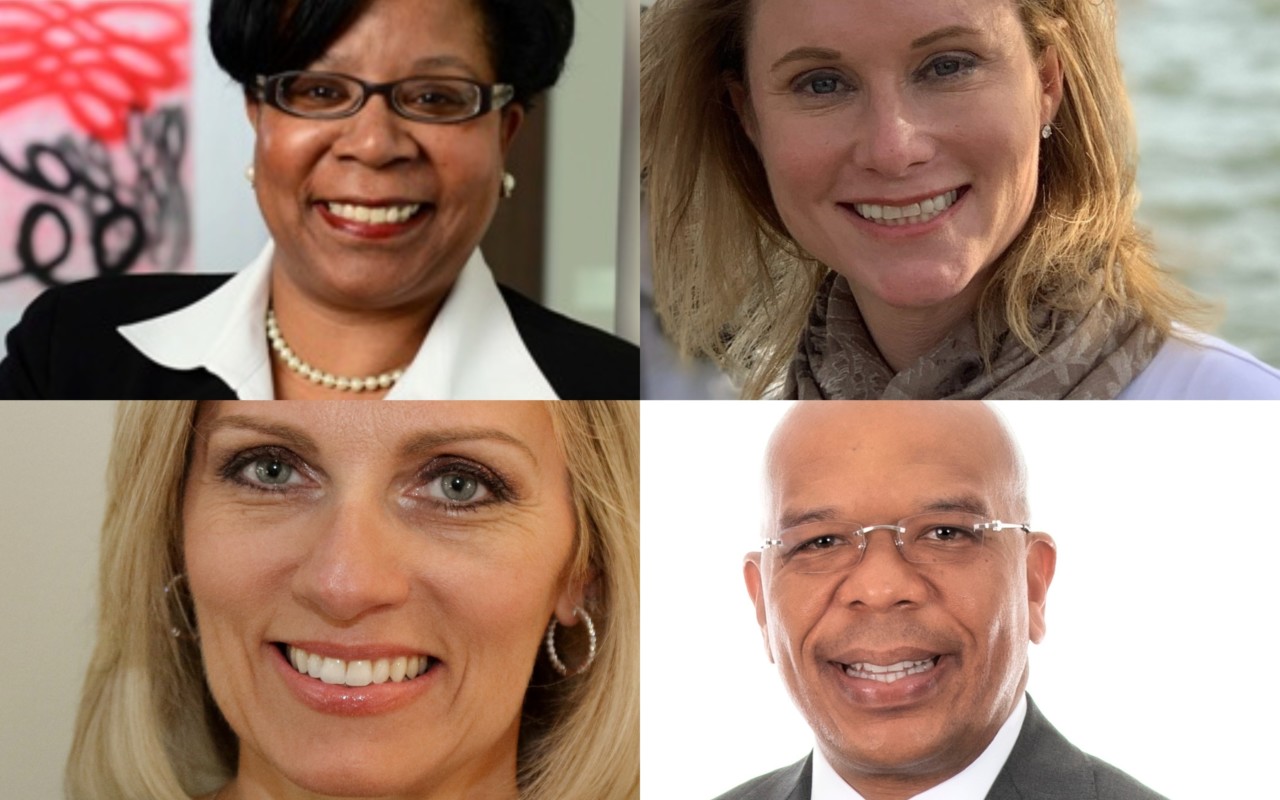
[777,494,992,529]
[769,46,843,75]
[400,428,538,467]
[407,55,479,74]
[200,414,318,454]
[312,53,481,78]
[919,495,993,516]
[910,25,983,50]
[776,506,840,530]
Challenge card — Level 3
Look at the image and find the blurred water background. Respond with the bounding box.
[1119,0,1280,366]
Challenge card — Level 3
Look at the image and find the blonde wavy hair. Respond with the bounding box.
[66,401,639,800]
[642,0,1204,398]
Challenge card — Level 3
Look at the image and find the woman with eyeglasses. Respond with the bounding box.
[0,0,637,399]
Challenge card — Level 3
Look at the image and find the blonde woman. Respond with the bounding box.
[642,0,1280,399]
[66,401,638,800]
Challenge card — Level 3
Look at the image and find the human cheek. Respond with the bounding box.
[255,122,330,210]
[434,127,501,193]
[765,585,824,681]
[436,516,567,668]
[183,502,297,724]
[759,116,844,214]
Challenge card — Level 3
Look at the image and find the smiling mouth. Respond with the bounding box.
[839,656,940,684]
[848,188,965,226]
[279,643,437,688]
[322,201,428,225]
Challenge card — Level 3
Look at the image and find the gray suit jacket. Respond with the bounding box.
[712,697,1166,800]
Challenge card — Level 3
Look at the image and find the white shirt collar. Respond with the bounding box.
[811,695,1028,800]
[118,241,558,399]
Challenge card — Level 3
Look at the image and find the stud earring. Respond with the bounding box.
[1041,124,1053,140]
[501,171,516,199]
[245,165,255,188]
[545,606,597,677]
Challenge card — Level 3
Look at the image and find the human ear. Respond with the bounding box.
[743,552,774,662]
[1025,533,1057,644]
[727,79,759,147]
[1038,43,1065,126]
[499,103,525,157]
[554,570,595,627]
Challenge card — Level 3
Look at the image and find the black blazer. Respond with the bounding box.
[0,274,638,399]
[712,697,1167,800]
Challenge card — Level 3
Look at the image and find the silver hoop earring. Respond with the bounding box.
[163,573,199,640]
[245,165,255,188]
[501,171,516,199]
[1041,124,1053,140]
[545,606,596,677]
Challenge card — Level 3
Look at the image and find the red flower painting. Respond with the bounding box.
[0,0,189,143]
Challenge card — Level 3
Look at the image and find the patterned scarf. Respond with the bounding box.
[785,272,1163,399]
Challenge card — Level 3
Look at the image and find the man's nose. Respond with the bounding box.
[834,528,928,610]
[291,490,411,622]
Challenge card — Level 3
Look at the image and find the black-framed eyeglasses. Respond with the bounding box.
[761,512,1031,574]
[255,71,516,124]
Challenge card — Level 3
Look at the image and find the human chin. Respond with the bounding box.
[810,672,960,770]
[290,226,458,309]
[839,251,983,311]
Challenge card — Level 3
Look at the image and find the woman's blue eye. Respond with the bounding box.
[933,60,961,76]
[809,77,841,94]
[252,458,293,485]
[427,471,494,506]
[923,55,976,79]
[440,473,479,502]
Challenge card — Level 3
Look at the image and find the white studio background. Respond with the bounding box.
[640,401,1280,799]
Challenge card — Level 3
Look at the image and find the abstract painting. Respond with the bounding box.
[0,0,192,311]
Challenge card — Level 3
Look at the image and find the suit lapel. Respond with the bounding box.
[786,754,813,800]
[986,697,1098,800]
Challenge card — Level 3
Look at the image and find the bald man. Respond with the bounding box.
[717,402,1164,800]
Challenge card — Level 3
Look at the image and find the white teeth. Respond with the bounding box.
[854,189,958,226]
[345,660,373,687]
[390,656,408,682]
[843,657,937,684]
[320,657,346,684]
[325,202,422,224]
[286,645,431,687]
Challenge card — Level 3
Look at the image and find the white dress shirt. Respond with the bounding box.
[811,695,1028,800]
[118,241,557,399]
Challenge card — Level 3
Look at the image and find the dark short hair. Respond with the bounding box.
[209,0,574,106]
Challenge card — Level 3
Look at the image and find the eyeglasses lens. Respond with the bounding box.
[777,513,989,573]
[393,79,480,121]
[277,73,360,116]
[274,73,483,122]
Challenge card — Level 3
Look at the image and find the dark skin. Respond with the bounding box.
[745,402,1055,800]
[245,0,523,399]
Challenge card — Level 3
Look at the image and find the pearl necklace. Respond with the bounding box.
[265,309,406,392]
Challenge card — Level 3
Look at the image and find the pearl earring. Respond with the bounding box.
[245,165,255,187]
[501,171,516,199]
[1041,124,1053,140]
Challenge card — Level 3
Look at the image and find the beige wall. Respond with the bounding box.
[0,403,115,798]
